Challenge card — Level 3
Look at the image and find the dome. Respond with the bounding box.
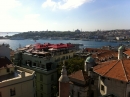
[118,46,124,50]
[85,56,95,63]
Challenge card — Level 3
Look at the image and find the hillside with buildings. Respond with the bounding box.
[6,29,130,42]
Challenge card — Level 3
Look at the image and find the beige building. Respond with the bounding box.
[0,56,35,97]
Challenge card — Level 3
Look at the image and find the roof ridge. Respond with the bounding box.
[94,60,115,71]
[103,60,120,76]
[121,60,128,82]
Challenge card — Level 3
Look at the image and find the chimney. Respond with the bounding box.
[21,71,25,78]
[59,61,70,97]
[118,46,124,60]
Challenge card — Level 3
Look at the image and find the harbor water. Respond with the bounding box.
[0,39,127,50]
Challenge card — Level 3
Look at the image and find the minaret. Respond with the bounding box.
[59,62,69,97]
[118,46,124,60]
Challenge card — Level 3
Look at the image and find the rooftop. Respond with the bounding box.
[69,70,88,82]
[93,59,130,82]
[0,66,34,83]
[124,49,130,56]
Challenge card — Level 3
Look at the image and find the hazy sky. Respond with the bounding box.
[0,0,130,32]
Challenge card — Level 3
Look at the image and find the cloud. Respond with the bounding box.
[0,14,44,32]
[0,0,21,12]
[42,0,93,10]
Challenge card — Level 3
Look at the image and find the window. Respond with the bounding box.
[41,93,43,97]
[91,80,94,85]
[36,91,37,97]
[0,92,2,97]
[128,92,130,97]
[40,74,43,81]
[101,85,104,91]
[78,92,80,97]
[51,85,53,91]
[6,68,10,73]
[51,75,54,81]
[10,88,16,96]
[71,90,74,97]
[33,81,34,87]
[33,62,36,67]
[40,84,43,90]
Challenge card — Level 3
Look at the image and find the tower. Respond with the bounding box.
[84,56,95,72]
[84,56,95,76]
[59,62,70,97]
[118,46,124,60]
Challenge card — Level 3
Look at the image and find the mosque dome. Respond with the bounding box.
[85,56,95,63]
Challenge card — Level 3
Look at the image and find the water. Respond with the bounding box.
[0,39,126,50]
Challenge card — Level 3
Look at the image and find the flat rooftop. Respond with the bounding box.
[0,69,33,83]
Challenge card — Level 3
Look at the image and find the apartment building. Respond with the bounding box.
[14,43,78,97]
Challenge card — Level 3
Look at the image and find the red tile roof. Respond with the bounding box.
[124,49,130,56]
[69,70,88,82]
[93,59,130,82]
[34,43,74,49]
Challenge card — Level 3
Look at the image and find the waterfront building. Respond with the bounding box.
[14,43,78,97]
[0,55,35,97]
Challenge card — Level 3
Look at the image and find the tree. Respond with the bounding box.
[58,57,85,75]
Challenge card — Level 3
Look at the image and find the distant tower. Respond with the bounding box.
[118,46,124,60]
[59,62,70,97]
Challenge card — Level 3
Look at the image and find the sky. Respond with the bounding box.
[0,0,130,32]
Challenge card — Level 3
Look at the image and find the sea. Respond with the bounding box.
[0,39,128,50]
[0,32,128,50]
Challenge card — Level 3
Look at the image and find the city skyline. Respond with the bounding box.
[0,0,130,32]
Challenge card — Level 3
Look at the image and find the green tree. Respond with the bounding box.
[58,57,85,76]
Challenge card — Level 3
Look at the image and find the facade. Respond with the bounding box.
[69,70,89,97]
[0,57,35,97]
[14,43,78,97]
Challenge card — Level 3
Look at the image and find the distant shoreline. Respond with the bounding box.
[0,32,21,37]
